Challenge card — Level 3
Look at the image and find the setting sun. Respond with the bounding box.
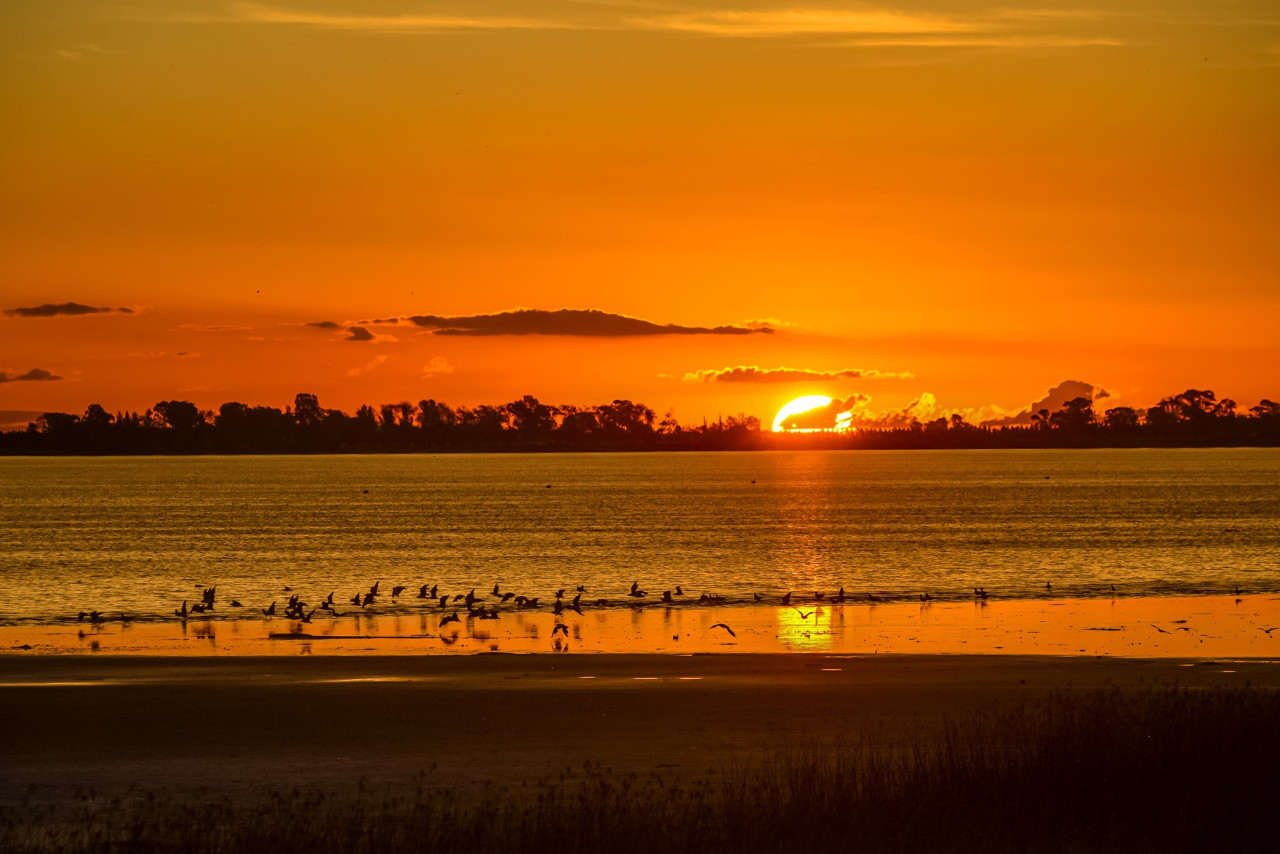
[773,395,855,433]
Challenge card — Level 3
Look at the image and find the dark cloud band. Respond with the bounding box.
[0,368,62,383]
[404,309,773,337]
[4,302,132,318]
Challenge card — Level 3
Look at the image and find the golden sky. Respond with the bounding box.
[2,1,1277,428]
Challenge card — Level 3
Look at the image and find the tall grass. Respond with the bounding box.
[4,686,1276,853]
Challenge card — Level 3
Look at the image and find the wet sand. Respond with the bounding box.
[5,594,1278,657]
[4,653,1279,807]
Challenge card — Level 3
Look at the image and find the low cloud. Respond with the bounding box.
[406,308,773,337]
[422,356,454,377]
[0,410,45,430]
[4,302,133,318]
[0,368,63,383]
[685,365,913,383]
[844,393,940,429]
[981,380,1111,427]
[307,320,395,342]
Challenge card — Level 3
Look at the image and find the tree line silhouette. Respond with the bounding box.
[1,388,1276,454]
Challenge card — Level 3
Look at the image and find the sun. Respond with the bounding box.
[773,395,833,432]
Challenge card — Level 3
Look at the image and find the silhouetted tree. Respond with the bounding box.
[1104,406,1140,431]
[505,395,556,442]
[1050,397,1096,432]
[294,393,324,428]
[153,400,203,431]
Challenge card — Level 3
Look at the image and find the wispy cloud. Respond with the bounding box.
[684,365,913,383]
[0,367,62,383]
[347,354,389,376]
[178,323,254,332]
[152,3,1136,52]
[56,43,113,61]
[422,356,454,377]
[5,302,133,318]
[226,2,566,31]
[632,9,978,37]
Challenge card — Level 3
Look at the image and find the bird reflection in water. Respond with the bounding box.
[777,606,835,651]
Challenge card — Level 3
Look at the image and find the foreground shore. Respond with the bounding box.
[5,653,1279,852]
[4,653,1278,798]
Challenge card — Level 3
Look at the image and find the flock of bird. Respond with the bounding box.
[70,580,1276,642]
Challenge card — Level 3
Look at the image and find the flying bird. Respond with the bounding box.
[793,608,815,620]
[711,623,736,638]
[439,612,460,627]
[552,623,569,637]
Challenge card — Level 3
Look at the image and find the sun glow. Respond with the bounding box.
[771,395,827,432]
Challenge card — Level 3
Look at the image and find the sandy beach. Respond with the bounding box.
[5,652,1278,807]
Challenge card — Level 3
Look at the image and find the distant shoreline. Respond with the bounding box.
[4,439,1280,456]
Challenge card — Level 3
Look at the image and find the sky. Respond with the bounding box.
[2,1,1277,430]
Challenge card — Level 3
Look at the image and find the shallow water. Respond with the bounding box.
[2,449,1278,626]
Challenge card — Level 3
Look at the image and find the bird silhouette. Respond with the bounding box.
[262,602,276,616]
[391,586,406,599]
[551,623,569,637]
[439,612,460,627]
[793,608,815,620]
[781,592,792,606]
[1151,624,1171,634]
[711,623,736,637]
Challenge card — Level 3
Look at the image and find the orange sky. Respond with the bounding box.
[2,1,1277,429]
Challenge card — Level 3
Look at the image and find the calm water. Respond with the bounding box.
[2,449,1278,625]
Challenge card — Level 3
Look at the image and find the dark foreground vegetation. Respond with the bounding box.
[3,387,1277,454]
[4,685,1277,853]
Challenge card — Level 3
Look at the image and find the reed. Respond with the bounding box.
[4,685,1275,853]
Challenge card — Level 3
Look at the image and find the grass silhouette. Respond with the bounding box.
[3,685,1275,853]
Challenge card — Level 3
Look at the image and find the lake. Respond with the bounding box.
[2,448,1278,626]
